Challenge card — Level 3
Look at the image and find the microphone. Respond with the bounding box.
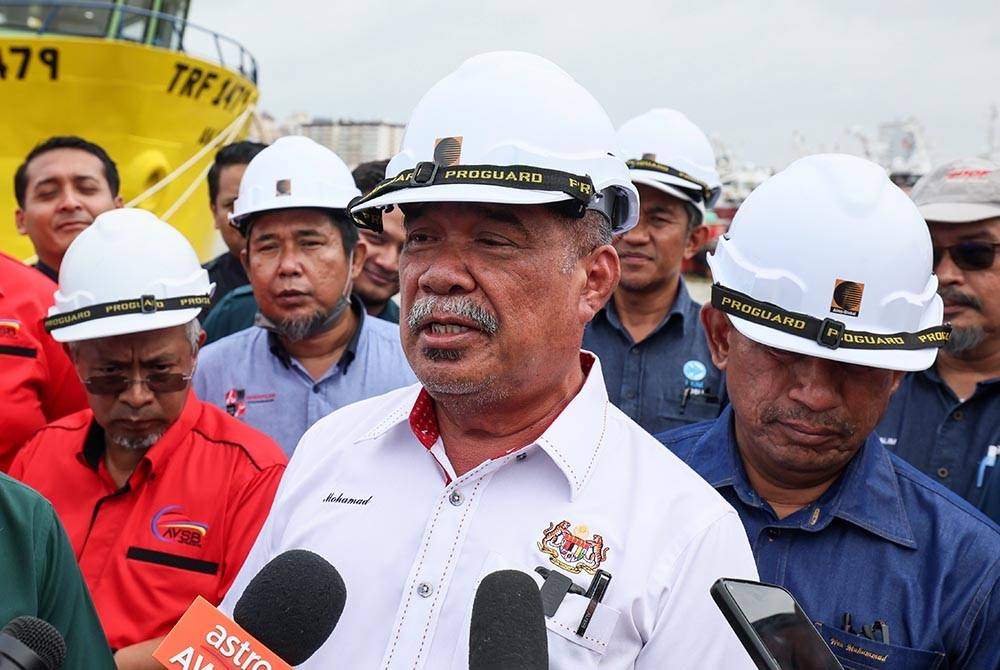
[0,616,66,670]
[469,570,549,670]
[233,549,347,665]
[154,550,346,669]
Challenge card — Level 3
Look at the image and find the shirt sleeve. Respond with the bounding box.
[636,509,759,669]
[215,461,286,604]
[952,555,1000,669]
[36,331,88,422]
[33,496,116,669]
[8,432,41,482]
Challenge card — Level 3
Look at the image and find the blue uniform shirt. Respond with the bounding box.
[657,407,1000,670]
[877,367,1000,510]
[582,278,723,434]
[194,298,416,455]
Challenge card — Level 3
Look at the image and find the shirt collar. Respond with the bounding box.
[34,260,59,283]
[377,299,400,323]
[601,276,696,339]
[77,389,204,480]
[695,406,917,548]
[366,352,610,500]
[266,294,365,373]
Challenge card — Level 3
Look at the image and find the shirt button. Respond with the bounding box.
[312,385,321,394]
[767,528,781,539]
[449,490,464,506]
[937,467,949,479]
[417,582,434,598]
[515,453,527,462]
[630,349,639,356]
[624,390,636,399]
[953,410,963,420]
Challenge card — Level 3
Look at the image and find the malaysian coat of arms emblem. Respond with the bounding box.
[537,520,610,575]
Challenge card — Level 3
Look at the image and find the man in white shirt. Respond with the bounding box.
[222,51,758,669]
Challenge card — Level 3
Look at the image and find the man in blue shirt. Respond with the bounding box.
[876,158,1000,515]
[194,137,415,455]
[583,110,723,434]
[658,155,1000,668]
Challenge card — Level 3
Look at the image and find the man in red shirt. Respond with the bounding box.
[10,208,287,670]
[0,251,87,470]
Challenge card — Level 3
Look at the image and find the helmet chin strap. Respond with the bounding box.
[257,251,356,341]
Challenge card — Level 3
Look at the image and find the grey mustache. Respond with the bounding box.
[407,297,499,335]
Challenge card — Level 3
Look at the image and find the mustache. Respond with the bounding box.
[407,296,499,335]
[939,286,981,310]
[760,405,857,438]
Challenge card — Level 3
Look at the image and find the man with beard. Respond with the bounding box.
[584,109,723,434]
[658,155,1000,668]
[876,159,1000,518]
[219,52,758,669]
[14,136,123,281]
[9,209,286,670]
[193,136,415,455]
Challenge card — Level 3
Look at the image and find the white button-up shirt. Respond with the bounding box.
[222,354,758,668]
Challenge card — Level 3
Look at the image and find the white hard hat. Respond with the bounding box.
[707,154,949,372]
[616,108,722,224]
[45,208,212,342]
[349,51,639,233]
[231,135,361,234]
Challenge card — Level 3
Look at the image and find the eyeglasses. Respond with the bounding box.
[81,372,193,396]
[932,242,1000,271]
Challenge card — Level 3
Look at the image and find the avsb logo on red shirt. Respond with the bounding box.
[152,505,209,548]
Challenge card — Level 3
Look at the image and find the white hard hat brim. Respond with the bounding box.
[917,202,1000,224]
[50,309,202,343]
[231,199,351,224]
[725,307,941,372]
[352,183,576,212]
[629,173,707,213]
[630,171,702,202]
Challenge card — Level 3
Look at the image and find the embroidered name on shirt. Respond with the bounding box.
[323,492,373,506]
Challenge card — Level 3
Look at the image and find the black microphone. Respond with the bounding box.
[232,549,347,666]
[469,570,549,670]
[0,617,66,670]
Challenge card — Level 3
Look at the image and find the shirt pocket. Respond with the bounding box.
[815,623,945,670]
[460,551,620,670]
[543,592,620,667]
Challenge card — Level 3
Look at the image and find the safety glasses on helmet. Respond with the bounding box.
[933,241,1000,271]
[81,372,193,396]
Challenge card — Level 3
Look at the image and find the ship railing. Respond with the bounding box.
[0,1,257,83]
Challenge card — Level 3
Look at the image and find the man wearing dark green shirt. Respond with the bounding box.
[0,472,114,669]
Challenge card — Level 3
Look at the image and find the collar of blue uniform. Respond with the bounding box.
[693,406,917,548]
[712,283,951,351]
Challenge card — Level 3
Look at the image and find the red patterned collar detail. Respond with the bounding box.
[409,388,439,449]
[407,353,594,450]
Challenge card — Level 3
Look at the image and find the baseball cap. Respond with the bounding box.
[911,157,1000,223]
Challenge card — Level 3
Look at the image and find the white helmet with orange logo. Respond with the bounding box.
[707,154,947,371]
[349,51,638,234]
[616,108,721,227]
[46,208,211,342]
[231,136,360,235]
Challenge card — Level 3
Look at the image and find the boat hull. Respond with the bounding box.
[1,34,257,261]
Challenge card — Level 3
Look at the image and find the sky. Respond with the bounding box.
[188,0,1000,171]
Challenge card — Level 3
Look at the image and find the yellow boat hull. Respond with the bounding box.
[1,34,257,261]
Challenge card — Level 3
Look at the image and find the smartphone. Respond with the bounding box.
[711,578,844,670]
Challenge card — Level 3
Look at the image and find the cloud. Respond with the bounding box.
[189,0,1000,168]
